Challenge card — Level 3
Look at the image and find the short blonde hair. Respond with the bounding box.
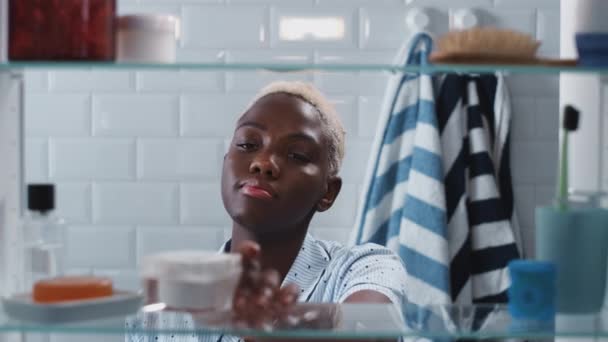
[248,81,346,176]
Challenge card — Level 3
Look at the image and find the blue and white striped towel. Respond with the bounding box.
[352,32,521,308]
[352,33,451,307]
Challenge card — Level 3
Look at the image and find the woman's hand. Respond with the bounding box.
[232,241,300,330]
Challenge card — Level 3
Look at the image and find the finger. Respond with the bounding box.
[242,268,262,286]
[259,286,274,299]
[236,240,261,259]
[277,283,299,305]
[279,292,297,305]
[254,292,270,308]
[281,283,299,296]
[261,269,280,288]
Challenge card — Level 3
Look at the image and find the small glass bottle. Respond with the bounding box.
[21,184,66,291]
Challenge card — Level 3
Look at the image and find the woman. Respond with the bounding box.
[130,81,407,341]
[224,81,407,325]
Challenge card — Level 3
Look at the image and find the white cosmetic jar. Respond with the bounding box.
[141,251,242,311]
[116,14,180,63]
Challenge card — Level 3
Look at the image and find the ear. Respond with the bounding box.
[316,176,342,212]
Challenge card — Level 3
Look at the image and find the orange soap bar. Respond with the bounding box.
[33,276,113,303]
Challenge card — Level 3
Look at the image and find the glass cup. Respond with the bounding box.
[535,191,608,314]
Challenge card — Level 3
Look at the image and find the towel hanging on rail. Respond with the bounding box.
[351,32,521,307]
[436,73,521,304]
[352,32,451,307]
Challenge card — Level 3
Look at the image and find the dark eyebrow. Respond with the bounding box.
[236,121,319,144]
[236,121,266,131]
[286,132,318,144]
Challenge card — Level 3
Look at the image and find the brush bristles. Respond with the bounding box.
[436,28,541,58]
[563,105,580,131]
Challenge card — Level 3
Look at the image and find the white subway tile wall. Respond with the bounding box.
[25,94,91,136]
[66,226,136,270]
[25,139,49,182]
[92,95,180,137]
[92,183,179,224]
[55,183,92,224]
[180,95,249,137]
[50,70,135,93]
[24,0,560,290]
[136,139,223,180]
[179,183,228,225]
[183,6,270,48]
[359,8,409,49]
[50,139,135,180]
[137,70,224,93]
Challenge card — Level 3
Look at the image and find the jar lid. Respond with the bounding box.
[118,15,180,36]
[141,251,241,282]
[27,183,55,212]
[508,260,556,275]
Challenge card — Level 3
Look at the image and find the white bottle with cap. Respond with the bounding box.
[20,184,66,291]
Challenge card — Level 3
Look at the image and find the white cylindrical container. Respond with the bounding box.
[575,0,608,33]
[561,0,606,192]
[141,251,242,311]
[117,15,180,63]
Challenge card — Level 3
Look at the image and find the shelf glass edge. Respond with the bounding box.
[0,62,606,74]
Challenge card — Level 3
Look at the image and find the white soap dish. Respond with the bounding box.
[2,291,143,323]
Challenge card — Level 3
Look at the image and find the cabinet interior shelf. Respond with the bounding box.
[1,303,607,339]
[2,61,607,74]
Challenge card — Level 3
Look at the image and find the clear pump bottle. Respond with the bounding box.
[21,184,66,291]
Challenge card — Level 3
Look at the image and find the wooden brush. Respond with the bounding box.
[430,27,577,66]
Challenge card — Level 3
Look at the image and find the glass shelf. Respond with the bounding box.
[0,61,607,74]
[1,303,607,339]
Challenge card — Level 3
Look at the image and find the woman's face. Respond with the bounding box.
[221,93,341,236]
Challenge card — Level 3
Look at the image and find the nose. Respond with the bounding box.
[249,153,280,179]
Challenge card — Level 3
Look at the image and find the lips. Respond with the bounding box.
[240,181,276,200]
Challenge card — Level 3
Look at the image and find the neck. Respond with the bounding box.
[230,223,308,282]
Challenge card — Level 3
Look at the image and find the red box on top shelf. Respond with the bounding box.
[9,0,116,61]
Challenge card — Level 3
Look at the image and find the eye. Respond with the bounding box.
[236,142,257,151]
[288,152,311,163]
